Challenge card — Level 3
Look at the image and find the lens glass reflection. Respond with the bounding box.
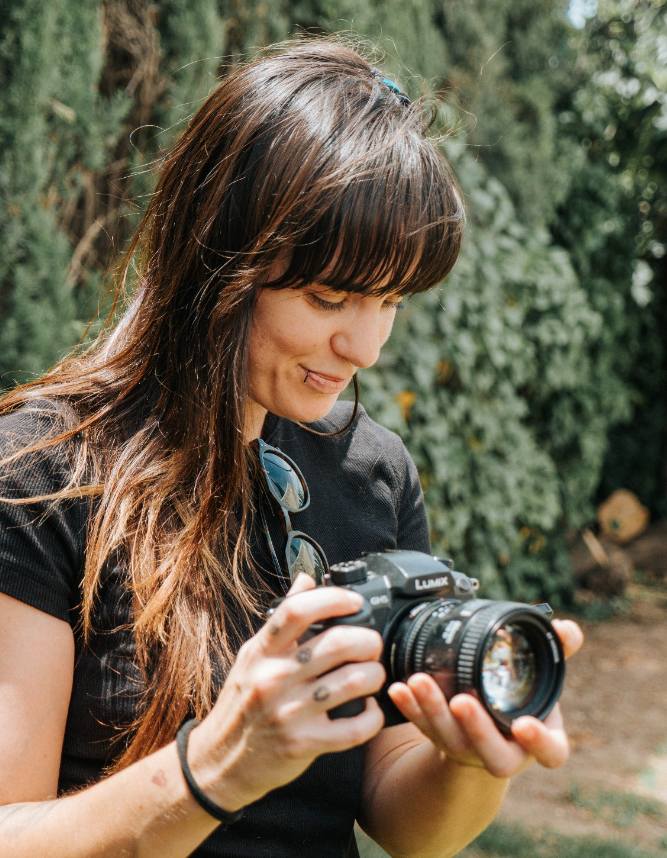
[481,624,536,712]
[287,535,327,584]
[263,451,307,510]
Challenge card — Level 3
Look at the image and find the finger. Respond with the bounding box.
[287,572,317,595]
[448,694,531,778]
[260,696,385,765]
[294,625,383,679]
[387,675,470,757]
[511,709,569,769]
[310,696,386,754]
[260,587,364,654]
[551,619,584,660]
[306,660,386,714]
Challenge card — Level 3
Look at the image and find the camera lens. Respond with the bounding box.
[389,599,564,733]
[481,623,537,713]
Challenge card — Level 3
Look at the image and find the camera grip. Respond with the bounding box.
[316,601,375,721]
[268,597,376,720]
[297,598,375,642]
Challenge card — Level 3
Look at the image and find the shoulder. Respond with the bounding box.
[0,397,77,448]
[321,401,416,485]
[0,397,88,623]
[0,397,80,487]
[315,401,405,448]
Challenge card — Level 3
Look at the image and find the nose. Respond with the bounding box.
[330,305,388,370]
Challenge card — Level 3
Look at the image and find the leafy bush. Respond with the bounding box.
[2,0,664,603]
[0,0,112,385]
[362,147,628,604]
[552,0,667,517]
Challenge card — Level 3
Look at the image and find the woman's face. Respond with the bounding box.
[246,286,403,439]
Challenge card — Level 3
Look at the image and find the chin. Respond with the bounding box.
[282,395,340,425]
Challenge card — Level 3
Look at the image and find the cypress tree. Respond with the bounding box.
[0,0,109,385]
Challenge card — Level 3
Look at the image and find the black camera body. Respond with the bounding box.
[300,550,565,734]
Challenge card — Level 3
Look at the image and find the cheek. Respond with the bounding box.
[380,315,396,347]
[252,325,308,366]
[248,307,319,375]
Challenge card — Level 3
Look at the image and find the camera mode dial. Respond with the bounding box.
[329,560,368,585]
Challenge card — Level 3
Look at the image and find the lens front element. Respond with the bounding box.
[390,598,565,734]
[481,624,537,713]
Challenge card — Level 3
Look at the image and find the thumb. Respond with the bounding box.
[287,572,318,595]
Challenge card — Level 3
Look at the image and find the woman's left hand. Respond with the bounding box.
[386,618,584,778]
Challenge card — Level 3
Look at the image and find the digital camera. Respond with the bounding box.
[297,550,565,734]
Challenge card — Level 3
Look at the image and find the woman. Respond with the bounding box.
[0,39,582,857]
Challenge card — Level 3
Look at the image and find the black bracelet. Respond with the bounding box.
[176,719,245,825]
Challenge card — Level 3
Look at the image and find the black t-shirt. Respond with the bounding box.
[0,399,430,857]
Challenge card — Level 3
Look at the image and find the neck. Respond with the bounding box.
[244,399,268,443]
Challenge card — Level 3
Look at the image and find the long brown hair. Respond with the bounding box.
[0,37,463,769]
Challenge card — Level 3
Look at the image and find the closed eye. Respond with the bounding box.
[307,291,405,312]
[309,294,346,312]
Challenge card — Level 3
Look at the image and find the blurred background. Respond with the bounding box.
[1,1,666,855]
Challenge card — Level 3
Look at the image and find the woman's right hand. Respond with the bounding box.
[187,574,386,812]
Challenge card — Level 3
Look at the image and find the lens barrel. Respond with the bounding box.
[390,599,565,733]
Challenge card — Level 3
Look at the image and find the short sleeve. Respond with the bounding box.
[0,404,87,623]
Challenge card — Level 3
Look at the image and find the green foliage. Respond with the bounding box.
[460,819,665,858]
[0,0,231,384]
[362,148,609,603]
[569,783,664,829]
[285,0,450,87]
[2,0,665,603]
[154,0,226,132]
[553,0,667,516]
[0,0,111,385]
[429,0,576,226]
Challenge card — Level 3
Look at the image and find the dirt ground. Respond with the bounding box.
[497,575,667,852]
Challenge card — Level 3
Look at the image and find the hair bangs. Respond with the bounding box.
[264,125,463,298]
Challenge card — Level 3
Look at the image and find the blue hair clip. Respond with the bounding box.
[381,77,411,106]
[371,68,411,106]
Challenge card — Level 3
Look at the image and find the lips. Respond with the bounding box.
[301,366,352,394]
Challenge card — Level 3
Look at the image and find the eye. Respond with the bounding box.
[309,293,346,312]
[383,297,405,311]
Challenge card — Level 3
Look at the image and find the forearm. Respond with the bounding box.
[0,741,220,858]
[359,739,508,858]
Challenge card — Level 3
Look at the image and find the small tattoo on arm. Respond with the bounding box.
[151,769,168,788]
[296,647,312,663]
